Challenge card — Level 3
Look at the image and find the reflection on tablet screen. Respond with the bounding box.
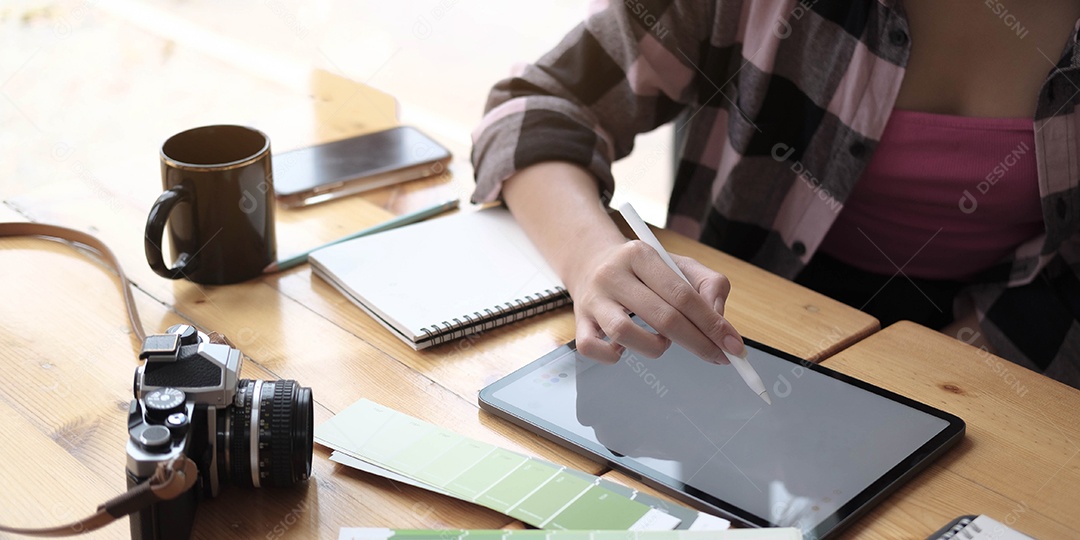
[490,341,950,533]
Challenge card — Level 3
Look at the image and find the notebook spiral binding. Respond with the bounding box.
[418,287,571,347]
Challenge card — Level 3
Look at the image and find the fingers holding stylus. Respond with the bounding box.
[574,313,625,364]
[673,254,746,358]
[592,297,672,359]
[623,243,744,362]
[674,253,732,316]
[574,239,739,365]
[568,236,745,365]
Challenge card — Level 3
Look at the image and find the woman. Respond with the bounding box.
[470,0,1080,388]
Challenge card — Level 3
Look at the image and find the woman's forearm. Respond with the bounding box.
[501,161,625,295]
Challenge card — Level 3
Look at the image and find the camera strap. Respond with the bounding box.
[0,222,200,535]
[0,457,199,536]
[0,221,147,343]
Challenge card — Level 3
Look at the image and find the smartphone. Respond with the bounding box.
[272,126,452,208]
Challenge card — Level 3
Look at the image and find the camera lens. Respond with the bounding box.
[226,379,313,488]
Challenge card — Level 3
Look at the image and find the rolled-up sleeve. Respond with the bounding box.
[470,0,716,203]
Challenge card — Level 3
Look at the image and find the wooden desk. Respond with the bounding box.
[826,323,1080,539]
[1,9,875,538]
[0,54,876,540]
[0,156,875,538]
[4,6,1076,537]
[601,323,1080,539]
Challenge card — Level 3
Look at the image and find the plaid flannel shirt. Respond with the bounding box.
[470,0,1080,388]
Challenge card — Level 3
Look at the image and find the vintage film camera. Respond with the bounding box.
[126,324,313,540]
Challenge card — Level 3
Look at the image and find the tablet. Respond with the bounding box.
[479,323,965,539]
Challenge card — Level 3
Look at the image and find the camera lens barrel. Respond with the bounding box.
[270,381,314,486]
[226,379,313,488]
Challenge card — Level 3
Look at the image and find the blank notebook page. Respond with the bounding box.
[308,207,563,341]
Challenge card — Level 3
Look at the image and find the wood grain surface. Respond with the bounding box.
[7,4,1066,539]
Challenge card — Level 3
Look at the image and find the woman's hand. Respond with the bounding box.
[501,161,747,366]
[567,239,747,364]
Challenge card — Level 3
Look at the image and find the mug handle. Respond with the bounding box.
[144,186,195,280]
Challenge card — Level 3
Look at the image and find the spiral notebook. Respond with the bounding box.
[927,515,1033,540]
[309,206,570,349]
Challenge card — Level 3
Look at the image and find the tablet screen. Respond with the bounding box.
[485,336,960,536]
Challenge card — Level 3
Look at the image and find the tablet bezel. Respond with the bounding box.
[478,336,965,539]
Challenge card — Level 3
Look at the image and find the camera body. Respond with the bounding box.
[127,324,313,540]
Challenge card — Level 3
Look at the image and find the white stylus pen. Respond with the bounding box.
[618,202,773,405]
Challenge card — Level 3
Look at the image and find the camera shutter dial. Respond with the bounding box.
[144,387,186,421]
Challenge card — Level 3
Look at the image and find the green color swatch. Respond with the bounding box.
[363,416,434,461]
[476,460,560,511]
[387,428,459,472]
[415,439,495,487]
[321,402,394,451]
[548,487,662,530]
[315,399,679,531]
[447,448,528,499]
[515,470,593,524]
[337,528,803,540]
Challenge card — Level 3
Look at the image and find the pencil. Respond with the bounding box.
[264,198,460,273]
[617,202,772,405]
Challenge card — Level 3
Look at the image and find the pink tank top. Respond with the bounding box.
[817,109,1044,281]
